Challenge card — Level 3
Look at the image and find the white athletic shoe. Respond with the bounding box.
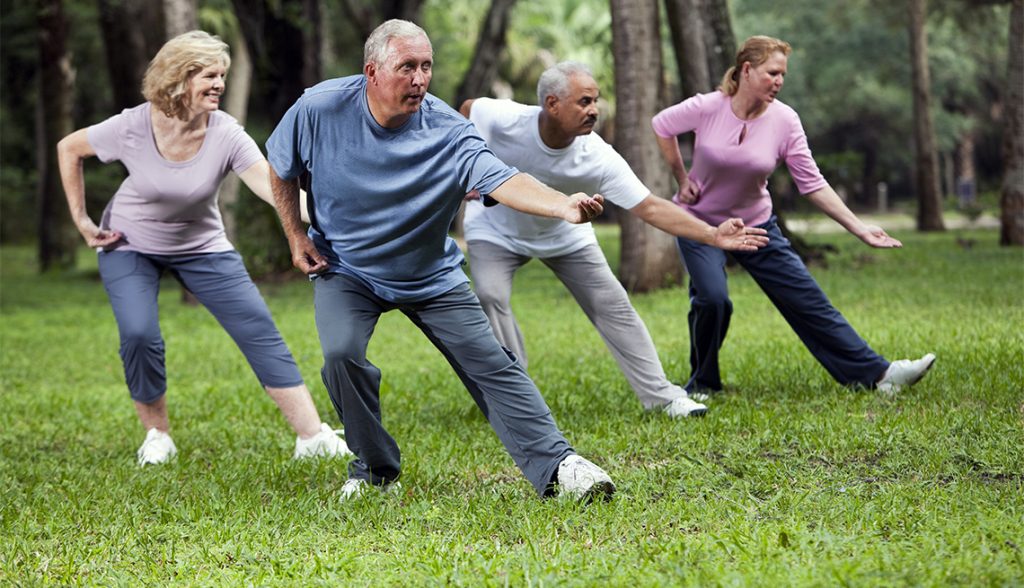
[339,478,401,501]
[557,455,615,502]
[137,428,177,466]
[663,396,709,418]
[293,422,354,460]
[877,353,936,393]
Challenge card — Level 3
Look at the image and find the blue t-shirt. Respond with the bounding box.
[267,75,517,303]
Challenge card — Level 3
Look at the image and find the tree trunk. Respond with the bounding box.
[610,0,683,293]
[908,0,945,231]
[163,0,196,37]
[700,0,736,83]
[232,0,322,122]
[220,30,253,243]
[96,0,156,111]
[664,0,711,98]
[339,0,427,40]
[1000,0,1024,246]
[453,0,517,108]
[37,0,78,271]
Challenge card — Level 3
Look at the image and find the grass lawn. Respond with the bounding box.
[1,226,1022,586]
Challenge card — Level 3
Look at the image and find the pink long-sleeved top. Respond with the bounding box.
[651,91,828,227]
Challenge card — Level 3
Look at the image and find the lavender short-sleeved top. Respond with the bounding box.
[651,91,828,226]
[87,103,263,254]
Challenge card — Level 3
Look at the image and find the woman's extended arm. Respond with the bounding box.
[805,185,902,248]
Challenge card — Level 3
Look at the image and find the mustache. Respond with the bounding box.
[585,115,597,125]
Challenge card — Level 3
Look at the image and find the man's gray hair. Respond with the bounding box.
[364,19,431,66]
[536,61,594,105]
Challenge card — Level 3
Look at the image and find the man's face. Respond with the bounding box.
[547,73,600,137]
[365,34,433,126]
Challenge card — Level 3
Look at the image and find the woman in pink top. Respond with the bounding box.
[57,31,350,466]
[652,36,934,398]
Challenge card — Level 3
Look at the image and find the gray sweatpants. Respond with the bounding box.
[312,273,574,497]
[467,240,685,410]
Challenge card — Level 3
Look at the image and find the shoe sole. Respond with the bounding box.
[581,480,616,503]
[907,355,936,387]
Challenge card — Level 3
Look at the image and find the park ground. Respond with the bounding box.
[1,220,1021,586]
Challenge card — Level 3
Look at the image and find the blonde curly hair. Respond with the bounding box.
[142,31,231,121]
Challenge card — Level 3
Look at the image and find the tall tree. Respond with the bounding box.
[453,0,517,108]
[340,0,427,40]
[908,0,945,230]
[701,0,736,82]
[96,0,163,111]
[231,0,322,122]
[664,0,711,98]
[163,0,196,37]
[1000,0,1023,245]
[37,0,77,271]
[610,0,683,293]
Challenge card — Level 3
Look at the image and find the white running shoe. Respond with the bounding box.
[877,353,936,393]
[293,422,354,460]
[557,455,615,502]
[137,428,177,466]
[339,478,401,501]
[663,396,709,418]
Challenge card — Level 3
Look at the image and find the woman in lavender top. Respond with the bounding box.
[57,31,350,466]
[652,36,935,398]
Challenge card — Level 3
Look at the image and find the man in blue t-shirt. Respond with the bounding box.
[267,19,615,501]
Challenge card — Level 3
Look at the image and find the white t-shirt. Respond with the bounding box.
[465,98,649,258]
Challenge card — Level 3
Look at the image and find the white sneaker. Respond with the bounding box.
[663,396,708,418]
[137,428,177,466]
[557,455,615,501]
[339,478,401,501]
[877,353,936,393]
[293,422,354,460]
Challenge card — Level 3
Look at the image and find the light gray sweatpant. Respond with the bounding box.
[467,240,686,410]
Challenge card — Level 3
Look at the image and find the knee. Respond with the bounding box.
[691,288,732,313]
[473,281,510,312]
[321,336,365,368]
[118,325,162,356]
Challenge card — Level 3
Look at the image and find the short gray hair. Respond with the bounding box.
[363,19,431,67]
[536,61,594,105]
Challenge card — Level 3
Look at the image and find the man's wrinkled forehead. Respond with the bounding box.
[383,34,433,64]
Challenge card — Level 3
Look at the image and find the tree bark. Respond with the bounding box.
[700,0,736,83]
[664,0,711,98]
[610,0,683,293]
[339,0,427,41]
[220,30,253,243]
[37,0,78,271]
[163,0,196,37]
[96,0,156,111]
[1000,0,1024,245]
[908,0,945,231]
[232,0,322,122]
[453,0,517,108]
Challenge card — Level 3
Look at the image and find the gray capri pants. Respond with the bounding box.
[98,249,304,402]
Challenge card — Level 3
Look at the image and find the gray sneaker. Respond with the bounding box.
[877,353,936,393]
[557,455,615,502]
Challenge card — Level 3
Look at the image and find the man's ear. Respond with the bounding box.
[544,94,559,113]
[364,62,377,83]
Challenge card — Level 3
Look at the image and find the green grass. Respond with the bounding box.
[2,227,1022,586]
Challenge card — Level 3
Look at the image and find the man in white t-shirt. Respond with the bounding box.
[459,61,768,418]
